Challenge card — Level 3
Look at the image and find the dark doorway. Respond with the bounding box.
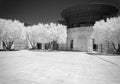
[53,43,59,50]
[93,39,97,51]
[52,41,59,50]
[37,43,42,49]
[45,43,51,50]
[70,40,73,50]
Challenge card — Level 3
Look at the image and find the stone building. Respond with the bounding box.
[58,1,120,52]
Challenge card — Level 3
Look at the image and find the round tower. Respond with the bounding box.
[60,1,119,51]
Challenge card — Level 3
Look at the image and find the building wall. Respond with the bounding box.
[14,39,29,50]
[59,26,94,51]
[0,26,94,52]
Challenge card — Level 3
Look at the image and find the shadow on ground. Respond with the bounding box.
[86,52,119,56]
[0,49,19,51]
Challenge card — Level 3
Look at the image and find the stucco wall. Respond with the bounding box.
[66,26,93,51]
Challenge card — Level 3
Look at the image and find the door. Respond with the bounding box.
[37,43,41,49]
[70,40,73,50]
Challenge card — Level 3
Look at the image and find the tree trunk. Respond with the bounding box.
[117,44,120,54]
[31,46,37,49]
[112,42,120,54]
[112,42,117,52]
[30,42,37,49]
[101,44,103,53]
[31,44,37,49]
[2,41,6,50]
[41,43,45,50]
[49,42,53,50]
[51,42,53,50]
[3,41,14,50]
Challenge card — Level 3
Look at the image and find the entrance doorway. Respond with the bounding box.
[93,39,97,51]
[37,43,42,49]
[70,40,73,50]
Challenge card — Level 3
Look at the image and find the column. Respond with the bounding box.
[41,43,45,50]
[87,38,93,52]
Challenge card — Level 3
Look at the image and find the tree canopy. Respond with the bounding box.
[92,17,120,53]
[0,18,67,50]
[0,19,25,50]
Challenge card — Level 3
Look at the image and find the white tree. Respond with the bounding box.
[48,23,67,43]
[37,23,50,43]
[0,19,25,50]
[25,22,67,50]
[0,19,6,41]
[26,25,39,49]
[0,18,67,50]
[46,23,67,50]
[26,23,50,49]
[92,20,109,44]
[56,24,67,44]
[92,17,120,54]
[105,17,120,53]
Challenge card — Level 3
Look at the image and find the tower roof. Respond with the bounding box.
[60,0,120,28]
[61,3,119,20]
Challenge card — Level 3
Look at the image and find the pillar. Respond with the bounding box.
[87,38,93,52]
[41,43,45,50]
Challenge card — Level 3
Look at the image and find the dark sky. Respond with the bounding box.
[0,0,89,24]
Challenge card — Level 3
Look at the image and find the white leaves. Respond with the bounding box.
[0,18,67,48]
[0,19,25,43]
[26,22,67,45]
[93,16,120,45]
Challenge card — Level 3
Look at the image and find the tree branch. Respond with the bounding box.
[112,42,117,52]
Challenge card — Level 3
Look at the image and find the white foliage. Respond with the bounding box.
[26,22,67,45]
[0,18,67,49]
[56,24,67,44]
[48,23,67,44]
[92,16,120,45]
[0,19,25,43]
[25,25,39,47]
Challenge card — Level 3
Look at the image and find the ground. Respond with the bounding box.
[0,50,120,84]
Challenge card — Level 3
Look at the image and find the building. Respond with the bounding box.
[58,1,120,52]
[1,0,120,52]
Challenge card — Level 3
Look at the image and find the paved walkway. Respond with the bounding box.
[0,50,120,84]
